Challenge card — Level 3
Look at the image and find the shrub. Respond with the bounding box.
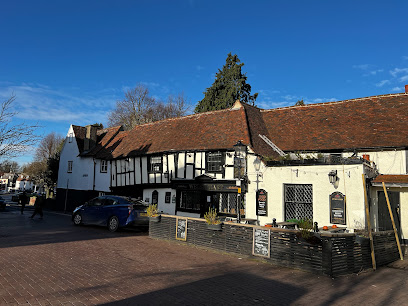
[204,208,221,225]
[146,204,159,217]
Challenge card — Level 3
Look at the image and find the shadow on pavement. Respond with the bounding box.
[101,272,306,305]
[0,207,148,248]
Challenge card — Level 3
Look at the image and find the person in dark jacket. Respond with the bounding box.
[30,196,44,219]
[19,191,28,214]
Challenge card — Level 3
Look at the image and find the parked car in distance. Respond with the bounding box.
[0,196,5,211]
[72,195,149,232]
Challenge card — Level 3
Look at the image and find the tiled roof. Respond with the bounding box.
[262,93,408,152]
[81,126,123,158]
[74,92,408,160]
[372,175,408,184]
[72,125,86,153]
[110,106,275,158]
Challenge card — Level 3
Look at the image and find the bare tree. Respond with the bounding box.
[0,95,40,159]
[108,84,190,130]
[0,160,20,173]
[34,132,64,162]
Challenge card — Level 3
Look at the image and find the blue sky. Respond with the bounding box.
[1,0,408,165]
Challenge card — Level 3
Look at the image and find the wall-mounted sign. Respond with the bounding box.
[330,192,346,225]
[176,217,187,241]
[252,228,270,258]
[256,189,268,216]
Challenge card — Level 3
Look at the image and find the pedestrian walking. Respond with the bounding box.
[30,196,44,219]
[19,191,28,214]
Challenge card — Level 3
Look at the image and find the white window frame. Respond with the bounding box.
[67,161,73,173]
[100,160,108,173]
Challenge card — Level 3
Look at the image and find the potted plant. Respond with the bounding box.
[146,204,161,222]
[204,208,222,230]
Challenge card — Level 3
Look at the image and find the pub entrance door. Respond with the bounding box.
[378,191,401,238]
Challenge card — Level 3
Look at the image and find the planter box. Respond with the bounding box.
[149,215,161,223]
[207,223,222,231]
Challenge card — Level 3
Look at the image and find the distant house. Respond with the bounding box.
[15,174,33,191]
[57,88,408,242]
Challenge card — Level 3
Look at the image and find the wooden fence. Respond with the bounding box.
[149,215,400,277]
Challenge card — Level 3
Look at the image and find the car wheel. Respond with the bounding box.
[73,213,82,225]
[108,216,119,232]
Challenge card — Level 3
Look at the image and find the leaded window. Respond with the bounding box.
[206,151,224,173]
[179,191,201,212]
[284,184,313,221]
[67,161,73,173]
[150,156,162,173]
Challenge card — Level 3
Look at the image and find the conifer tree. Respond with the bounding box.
[195,53,258,113]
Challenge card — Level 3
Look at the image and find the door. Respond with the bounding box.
[378,191,401,236]
[82,197,104,224]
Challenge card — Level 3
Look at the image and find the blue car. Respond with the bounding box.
[72,195,149,232]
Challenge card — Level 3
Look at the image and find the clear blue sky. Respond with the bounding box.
[1,0,408,165]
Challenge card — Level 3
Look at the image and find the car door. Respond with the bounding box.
[82,197,104,224]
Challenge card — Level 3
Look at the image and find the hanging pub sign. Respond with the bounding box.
[330,192,346,225]
[256,189,268,216]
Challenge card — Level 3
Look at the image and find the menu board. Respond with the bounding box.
[256,189,268,216]
[252,228,270,258]
[330,192,346,225]
[176,217,187,241]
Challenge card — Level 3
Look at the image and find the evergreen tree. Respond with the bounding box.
[195,53,258,113]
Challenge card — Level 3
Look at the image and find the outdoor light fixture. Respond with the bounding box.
[253,156,261,172]
[328,170,338,184]
[233,140,246,156]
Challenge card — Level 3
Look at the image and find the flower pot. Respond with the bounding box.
[149,215,161,223]
[207,223,222,231]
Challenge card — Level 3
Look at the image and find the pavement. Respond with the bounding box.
[1,201,408,305]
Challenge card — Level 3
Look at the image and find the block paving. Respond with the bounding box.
[1,206,408,305]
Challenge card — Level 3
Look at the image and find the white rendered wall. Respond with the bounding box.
[245,155,366,229]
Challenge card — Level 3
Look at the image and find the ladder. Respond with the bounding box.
[259,134,286,157]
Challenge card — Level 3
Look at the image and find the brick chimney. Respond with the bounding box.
[83,124,99,151]
[405,84,408,93]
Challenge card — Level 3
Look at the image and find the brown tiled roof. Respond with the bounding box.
[81,126,123,158]
[110,106,274,158]
[262,93,408,152]
[372,175,408,184]
[72,125,86,153]
[78,92,408,160]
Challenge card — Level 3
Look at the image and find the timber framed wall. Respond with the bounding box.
[149,215,400,277]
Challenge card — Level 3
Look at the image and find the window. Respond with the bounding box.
[68,132,73,143]
[165,192,171,203]
[152,190,158,204]
[206,151,224,173]
[67,161,73,173]
[178,191,201,212]
[150,156,162,173]
[284,184,313,221]
[100,160,108,173]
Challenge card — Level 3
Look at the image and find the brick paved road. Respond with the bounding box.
[1,206,408,305]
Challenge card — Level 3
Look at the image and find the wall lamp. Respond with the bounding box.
[328,170,338,184]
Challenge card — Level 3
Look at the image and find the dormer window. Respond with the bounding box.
[149,156,162,173]
[206,151,225,173]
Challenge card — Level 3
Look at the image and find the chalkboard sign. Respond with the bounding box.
[252,228,270,258]
[176,217,187,241]
[256,189,268,216]
[330,192,346,225]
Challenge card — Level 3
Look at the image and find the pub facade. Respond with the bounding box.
[57,90,408,241]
